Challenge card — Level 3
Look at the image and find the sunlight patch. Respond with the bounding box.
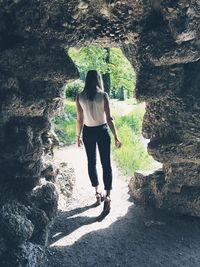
[50,196,132,247]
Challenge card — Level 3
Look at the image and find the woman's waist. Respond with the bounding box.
[83,122,108,128]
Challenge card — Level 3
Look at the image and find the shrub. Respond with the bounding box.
[64,99,77,118]
[65,80,84,100]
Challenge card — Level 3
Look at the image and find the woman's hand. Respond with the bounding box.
[115,137,122,148]
[76,136,83,147]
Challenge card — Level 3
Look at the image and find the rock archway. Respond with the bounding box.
[0,0,200,266]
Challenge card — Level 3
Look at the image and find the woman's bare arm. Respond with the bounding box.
[75,94,84,146]
[104,92,121,147]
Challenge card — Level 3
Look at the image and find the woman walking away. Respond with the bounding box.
[76,70,122,217]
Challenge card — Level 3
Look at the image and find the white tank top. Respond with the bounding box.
[78,90,107,127]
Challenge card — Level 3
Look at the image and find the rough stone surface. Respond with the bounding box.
[2,242,44,267]
[1,0,200,266]
[30,182,59,220]
[41,161,59,182]
[55,161,76,210]
[0,202,34,245]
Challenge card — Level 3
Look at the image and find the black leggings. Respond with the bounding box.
[82,123,112,191]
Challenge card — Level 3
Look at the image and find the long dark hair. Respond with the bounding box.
[83,70,104,101]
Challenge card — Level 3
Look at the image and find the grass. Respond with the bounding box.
[114,104,144,134]
[111,104,153,176]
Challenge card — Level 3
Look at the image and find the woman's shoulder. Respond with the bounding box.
[96,91,108,102]
[78,90,86,98]
[103,91,109,100]
[79,90,85,95]
[97,90,108,97]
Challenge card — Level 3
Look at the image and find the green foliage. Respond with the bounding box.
[114,105,144,135]
[112,126,152,176]
[68,47,136,98]
[68,47,108,79]
[109,48,136,98]
[52,100,76,145]
[64,99,77,117]
[111,106,153,175]
[65,80,84,100]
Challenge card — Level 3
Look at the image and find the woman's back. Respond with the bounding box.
[78,90,107,127]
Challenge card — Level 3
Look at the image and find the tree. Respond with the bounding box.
[68,47,108,78]
[67,47,136,99]
[102,48,111,95]
[109,48,136,99]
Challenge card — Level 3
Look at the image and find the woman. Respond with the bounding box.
[76,70,122,215]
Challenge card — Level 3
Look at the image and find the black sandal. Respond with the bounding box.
[97,196,111,221]
[95,192,104,205]
[102,196,111,214]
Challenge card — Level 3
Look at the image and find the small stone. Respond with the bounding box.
[167,7,175,13]
[62,22,68,27]
[100,8,110,17]
[78,1,89,9]
[72,11,80,20]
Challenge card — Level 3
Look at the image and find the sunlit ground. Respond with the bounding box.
[49,145,133,247]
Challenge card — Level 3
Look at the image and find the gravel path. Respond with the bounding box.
[43,145,200,267]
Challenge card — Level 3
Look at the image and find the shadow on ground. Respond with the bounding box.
[43,200,200,267]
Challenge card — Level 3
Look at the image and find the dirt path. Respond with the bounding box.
[43,145,200,267]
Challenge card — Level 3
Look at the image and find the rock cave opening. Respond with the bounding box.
[51,45,161,179]
[1,0,200,266]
